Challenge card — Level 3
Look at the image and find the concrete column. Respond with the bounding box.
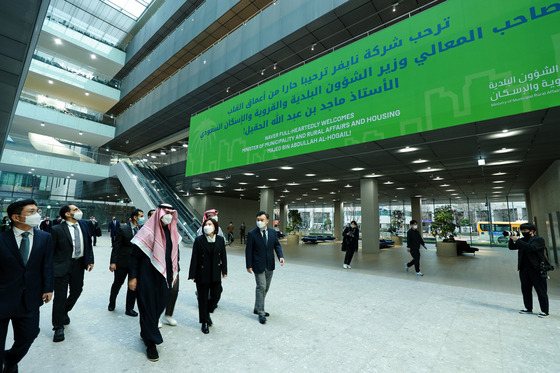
[411,197,422,229]
[360,178,379,253]
[525,192,533,224]
[278,202,287,233]
[260,189,274,219]
[334,201,343,240]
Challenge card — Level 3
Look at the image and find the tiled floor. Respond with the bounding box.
[10,236,560,372]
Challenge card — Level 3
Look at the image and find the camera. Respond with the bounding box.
[502,231,520,238]
[539,261,555,279]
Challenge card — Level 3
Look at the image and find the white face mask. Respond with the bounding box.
[210,215,218,222]
[351,224,357,228]
[72,211,83,220]
[203,225,214,235]
[22,213,41,227]
[412,225,418,229]
[256,220,266,229]
[161,214,173,225]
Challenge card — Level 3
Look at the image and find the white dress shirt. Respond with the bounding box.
[13,226,34,262]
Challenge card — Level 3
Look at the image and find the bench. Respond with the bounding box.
[455,240,479,256]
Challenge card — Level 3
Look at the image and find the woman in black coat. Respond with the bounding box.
[342,221,360,269]
[189,218,227,334]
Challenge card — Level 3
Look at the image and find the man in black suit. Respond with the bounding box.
[108,217,120,245]
[51,204,94,342]
[509,223,550,318]
[108,209,144,316]
[52,216,62,226]
[0,199,53,373]
[245,211,284,324]
[39,216,52,233]
[87,216,100,246]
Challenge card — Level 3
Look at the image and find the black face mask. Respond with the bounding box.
[522,232,532,239]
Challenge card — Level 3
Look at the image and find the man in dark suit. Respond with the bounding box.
[39,216,52,233]
[52,216,62,226]
[108,217,120,245]
[0,199,53,373]
[245,211,284,324]
[87,216,100,246]
[51,204,94,342]
[108,209,144,316]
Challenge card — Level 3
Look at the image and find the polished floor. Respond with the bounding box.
[8,235,560,372]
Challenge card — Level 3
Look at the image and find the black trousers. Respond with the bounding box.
[407,248,421,272]
[52,257,85,329]
[0,308,39,368]
[519,267,549,314]
[344,247,355,265]
[240,233,246,244]
[92,235,97,246]
[109,266,136,311]
[195,282,222,323]
[165,275,179,316]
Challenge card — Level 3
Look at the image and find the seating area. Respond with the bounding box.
[455,239,480,255]
[302,235,336,244]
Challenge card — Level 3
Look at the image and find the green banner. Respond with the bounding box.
[186,0,560,176]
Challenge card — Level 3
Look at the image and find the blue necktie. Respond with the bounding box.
[20,231,30,265]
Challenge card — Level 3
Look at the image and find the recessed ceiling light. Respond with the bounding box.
[28,171,32,174]
[216,184,223,188]
[78,132,83,135]
[398,146,418,153]
[329,191,336,194]
[488,130,521,139]
[433,177,443,181]
[91,54,96,59]
[215,190,225,193]
[214,177,225,181]
[311,188,319,191]
[85,92,89,96]
[142,158,148,162]
[48,80,53,84]
[319,179,336,182]
[40,122,45,126]
[364,173,383,178]
[351,167,365,171]
[417,167,443,173]
[492,180,506,183]
[492,191,502,194]
[302,193,308,196]
[494,147,514,154]
[54,38,62,45]
[383,181,394,185]
[171,148,177,152]
[243,173,255,176]
[160,151,166,155]
[282,189,289,193]
[492,172,507,176]
[445,189,456,192]
[440,184,450,187]
[450,193,458,195]
[279,195,285,198]
[478,159,486,166]
[493,186,504,189]
[151,155,156,158]
[280,166,293,170]
[31,168,35,171]
[286,182,300,186]
[234,188,245,192]
[305,173,316,177]
[182,143,189,148]
[486,160,521,166]
[344,184,352,188]
[414,195,422,198]
[318,197,324,199]
[239,182,248,185]
[396,187,405,190]
[268,178,278,181]
[195,187,203,190]
[412,159,427,164]
[257,185,269,189]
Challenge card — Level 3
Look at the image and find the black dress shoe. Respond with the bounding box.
[259,315,267,324]
[63,316,70,325]
[125,309,138,317]
[146,345,159,362]
[108,304,115,311]
[53,328,65,342]
[3,363,18,373]
[201,323,209,334]
[254,310,270,317]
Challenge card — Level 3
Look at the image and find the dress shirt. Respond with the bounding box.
[13,226,34,262]
[65,220,84,259]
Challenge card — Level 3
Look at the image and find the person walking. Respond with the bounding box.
[342,221,359,269]
[108,216,120,245]
[51,204,94,342]
[189,218,227,334]
[129,204,180,362]
[405,220,427,276]
[245,211,284,324]
[87,216,100,246]
[0,199,53,373]
[240,222,246,244]
[226,222,234,244]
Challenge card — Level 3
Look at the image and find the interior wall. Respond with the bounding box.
[529,160,560,249]
[186,195,260,238]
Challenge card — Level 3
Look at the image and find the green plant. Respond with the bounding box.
[390,209,405,236]
[323,218,332,230]
[287,209,302,234]
[431,205,458,241]
[460,218,471,227]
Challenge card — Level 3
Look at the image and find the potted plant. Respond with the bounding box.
[431,205,458,256]
[287,209,302,245]
[390,209,404,245]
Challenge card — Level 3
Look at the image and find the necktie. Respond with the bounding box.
[262,230,267,246]
[73,224,82,257]
[20,231,30,265]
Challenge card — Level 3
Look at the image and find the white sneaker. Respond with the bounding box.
[416,272,424,276]
[163,315,177,326]
[158,320,163,328]
[346,265,351,269]
[343,264,348,269]
[405,263,409,272]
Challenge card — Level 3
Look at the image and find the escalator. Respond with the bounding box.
[111,158,201,243]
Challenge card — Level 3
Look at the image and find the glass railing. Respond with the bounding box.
[120,158,201,242]
[44,15,121,50]
[19,89,116,126]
